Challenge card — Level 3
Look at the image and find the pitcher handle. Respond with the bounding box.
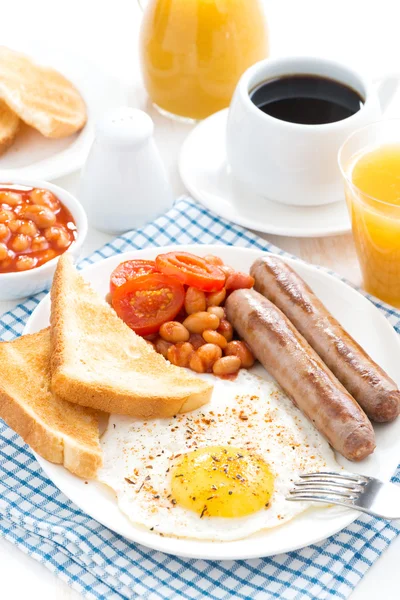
[373,74,400,112]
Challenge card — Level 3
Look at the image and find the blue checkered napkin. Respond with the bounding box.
[0,197,399,600]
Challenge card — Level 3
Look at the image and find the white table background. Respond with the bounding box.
[1,0,400,597]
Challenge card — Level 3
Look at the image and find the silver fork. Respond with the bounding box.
[287,471,400,519]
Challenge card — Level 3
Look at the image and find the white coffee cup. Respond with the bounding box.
[226,57,398,206]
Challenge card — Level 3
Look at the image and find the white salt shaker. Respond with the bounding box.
[79,107,174,234]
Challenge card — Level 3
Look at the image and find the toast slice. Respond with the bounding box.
[0,99,19,154]
[50,255,213,418]
[0,329,102,479]
[0,46,87,138]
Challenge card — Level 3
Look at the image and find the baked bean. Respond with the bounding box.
[44,226,57,241]
[197,343,222,371]
[0,209,14,223]
[19,205,56,228]
[44,226,70,248]
[189,333,205,350]
[145,340,156,350]
[217,319,233,342]
[31,236,49,252]
[167,342,194,368]
[225,340,255,368]
[206,288,226,307]
[15,255,37,271]
[203,254,224,266]
[30,188,60,211]
[184,286,206,314]
[225,272,255,291]
[213,355,241,376]
[56,229,71,249]
[18,220,38,237]
[0,224,9,239]
[8,220,21,233]
[155,337,173,358]
[159,321,190,343]
[202,329,228,349]
[189,352,205,374]
[207,306,225,320]
[0,191,22,206]
[183,311,220,334]
[0,257,12,269]
[0,242,8,261]
[11,234,31,253]
[105,292,113,305]
[220,265,235,277]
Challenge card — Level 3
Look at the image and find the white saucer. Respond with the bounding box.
[0,41,126,181]
[179,109,351,238]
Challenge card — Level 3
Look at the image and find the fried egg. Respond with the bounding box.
[97,370,340,541]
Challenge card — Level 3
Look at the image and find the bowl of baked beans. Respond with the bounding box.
[0,179,87,300]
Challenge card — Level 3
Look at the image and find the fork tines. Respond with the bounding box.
[287,471,370,505]
[299,471,369,484]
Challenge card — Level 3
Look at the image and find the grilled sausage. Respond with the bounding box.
[225,288,376,461]
[251,256,400,423]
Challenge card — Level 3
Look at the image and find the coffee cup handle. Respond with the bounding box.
[373,74,400,112]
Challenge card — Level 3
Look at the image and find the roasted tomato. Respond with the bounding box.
[112,273,185,336]
[110,259,158,294]
[156,251,225,292]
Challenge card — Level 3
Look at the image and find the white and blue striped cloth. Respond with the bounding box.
[0,197,399,599]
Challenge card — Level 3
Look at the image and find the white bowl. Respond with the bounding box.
[0,178,88,301]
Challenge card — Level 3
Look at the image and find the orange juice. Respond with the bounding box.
[139,0,269,120]
[346,144,400,306]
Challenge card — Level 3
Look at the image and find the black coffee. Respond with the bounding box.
[249,75,364,125]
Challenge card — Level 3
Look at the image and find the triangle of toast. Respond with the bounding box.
[50,255,213,418]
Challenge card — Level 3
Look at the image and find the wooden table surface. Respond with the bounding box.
[1,0,400,598]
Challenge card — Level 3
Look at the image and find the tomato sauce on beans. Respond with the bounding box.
[0,185,77,273]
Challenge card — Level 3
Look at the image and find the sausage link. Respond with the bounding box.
[251,256,400,423]
[225,288,376,461]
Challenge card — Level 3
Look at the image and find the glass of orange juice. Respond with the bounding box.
[138,0,269,122]
[339,120,400,307]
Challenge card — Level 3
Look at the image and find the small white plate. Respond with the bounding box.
[24,245,400,560]
[0,41,126,181]
[179,111,351,238]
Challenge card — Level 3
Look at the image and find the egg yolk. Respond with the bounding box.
[170,446,274,518]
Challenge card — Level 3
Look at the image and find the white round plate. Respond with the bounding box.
[25,244,400,560]
[179,111,351,238]
[0,41,126,181]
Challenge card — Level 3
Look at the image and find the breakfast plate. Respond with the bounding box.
[0,41,126,181]
[24,244,400,559]
[179,111,352,237]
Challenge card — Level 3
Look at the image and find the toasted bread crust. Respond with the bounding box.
[0,99,19,154]
[50,255,213,417]
[0,329,102,478]
[0,46,87,138]
[51,371,212,418]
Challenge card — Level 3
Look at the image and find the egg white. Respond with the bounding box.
[97,370,340,541]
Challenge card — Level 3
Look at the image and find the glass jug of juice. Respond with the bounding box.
[138,0,269,121]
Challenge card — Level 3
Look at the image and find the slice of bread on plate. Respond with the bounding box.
[0,99,19,154]
[0,46,87,138]
[50,254,213,418]
[0,328,102,479]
